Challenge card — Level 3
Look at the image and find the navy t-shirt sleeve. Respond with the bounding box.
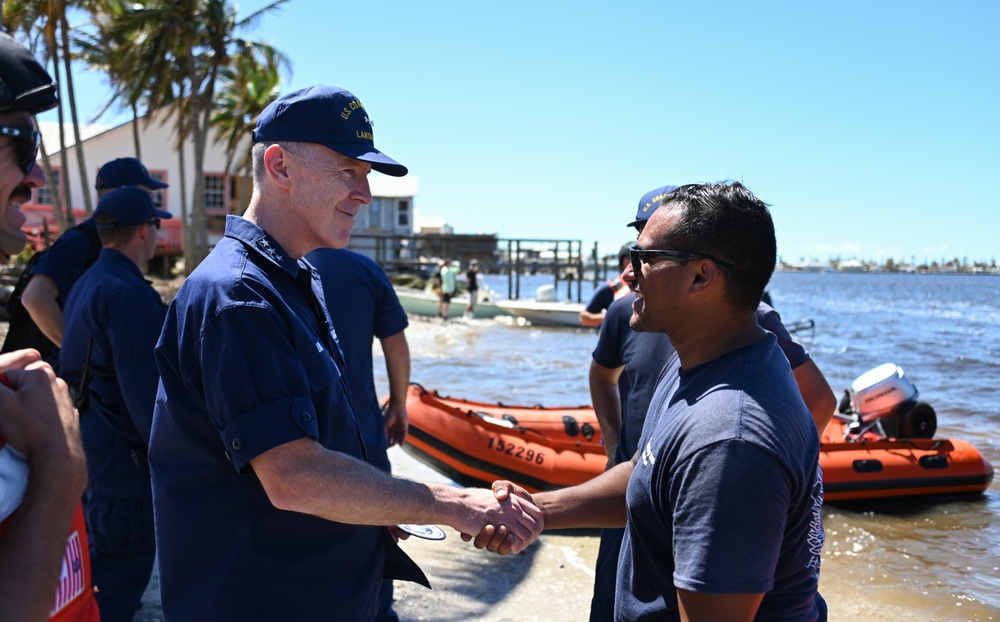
[200,305,331,472]
[30,228,94,297]
[757,303,810,369]
[669,439,790,594]
[592,297,628,369]
[372,269,408,339]
[586,284,615,314]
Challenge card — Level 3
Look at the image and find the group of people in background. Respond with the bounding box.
[0,30,835,622]
[432,257,480,320]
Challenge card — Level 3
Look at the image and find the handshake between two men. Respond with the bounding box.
[453,461,633,555]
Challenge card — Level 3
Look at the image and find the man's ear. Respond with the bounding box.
[689,259,722,294]
[264,144,293,189]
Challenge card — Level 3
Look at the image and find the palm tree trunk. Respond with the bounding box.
[131,102,142,160]
[40,28,70,231]
[59,13,92,216]
[38,143,67,234]
[178,140,191,272]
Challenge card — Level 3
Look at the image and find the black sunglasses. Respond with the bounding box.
[0,124,41,174]
[629,244,734,276]
[146,219,162,230]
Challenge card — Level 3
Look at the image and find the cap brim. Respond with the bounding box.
[147,179,169,189]
[626,219,643,229]
[324,142,408,177]
[154,209,173,220]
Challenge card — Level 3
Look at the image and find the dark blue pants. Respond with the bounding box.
[81,415,156,622]
[590,527,625,622]
[90,548,156,622]
[374,578,398,622]
[371,450,398,622]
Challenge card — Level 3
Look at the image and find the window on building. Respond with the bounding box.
[204,174,226,213]
[397,199,410,228]
[35,168,61,205]
[149,171,167,210]
[368,198,382,229]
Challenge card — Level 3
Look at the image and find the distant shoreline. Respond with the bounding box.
[776,268,999,276]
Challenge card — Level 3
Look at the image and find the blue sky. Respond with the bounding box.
[40,0,999,264]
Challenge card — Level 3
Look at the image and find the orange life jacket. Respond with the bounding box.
[0,436,101,621]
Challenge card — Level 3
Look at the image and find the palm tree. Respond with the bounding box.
[4,0,95,220]
[212,45,288,215]
[97,0,290,273]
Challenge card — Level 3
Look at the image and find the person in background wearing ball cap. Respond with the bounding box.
[59,186,172,622]
[2,155,169,367]
[0,31,101,622]
[149,85,543,621]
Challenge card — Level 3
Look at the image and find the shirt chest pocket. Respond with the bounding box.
[295,340,341,392]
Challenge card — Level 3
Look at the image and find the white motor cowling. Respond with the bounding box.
[536,284,557,303]
[847,363,937,439]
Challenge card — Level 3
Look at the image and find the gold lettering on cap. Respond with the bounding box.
[356,131,373,141]
[641,192,672,213]
[340,99,366,120]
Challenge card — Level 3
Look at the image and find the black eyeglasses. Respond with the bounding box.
[0,124,41,174]
[629,244,734,276]
[146,219,161,230]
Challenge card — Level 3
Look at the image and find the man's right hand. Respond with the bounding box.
[0,349,86,489]
[465,480,541,555]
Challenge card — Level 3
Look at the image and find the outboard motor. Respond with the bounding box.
[847,363,937,439]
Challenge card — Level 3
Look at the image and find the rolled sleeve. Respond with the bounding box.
[200,303,347,472]
[221,397,319,471]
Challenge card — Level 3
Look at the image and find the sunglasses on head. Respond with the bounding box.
[628,244,734,277]
[0,124,41,175]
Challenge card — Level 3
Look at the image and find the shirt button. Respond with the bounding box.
[302,412,313,422]
[232,438,243,451]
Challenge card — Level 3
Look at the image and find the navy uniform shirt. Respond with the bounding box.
[149,216,395,621]
[306,248,408,474]
[29,219,99,307]
[60,248,165,445]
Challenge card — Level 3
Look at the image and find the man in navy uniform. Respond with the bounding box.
[60,186,172,622]
[149,85,542,621]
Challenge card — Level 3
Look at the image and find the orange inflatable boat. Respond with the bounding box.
[399,383,605,493]
[819,419,994,502]
[398,375,994,502]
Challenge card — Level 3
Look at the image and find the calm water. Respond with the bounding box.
[377,271,1000,620]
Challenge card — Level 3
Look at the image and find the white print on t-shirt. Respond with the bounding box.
[641,441,656,466]
[806,464,825,571]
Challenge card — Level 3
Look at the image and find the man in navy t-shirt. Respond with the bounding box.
[486,182,826,621]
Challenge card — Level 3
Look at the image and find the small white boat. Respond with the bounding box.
[492,284,589,328]
[492,298,587,328]
[394,286,508,320]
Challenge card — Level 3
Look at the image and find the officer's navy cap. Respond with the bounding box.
[94,186,173,227]
[628,185,680,229]
[252,85,408,177]
[0,33,58,114]
[95,157,169,190]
